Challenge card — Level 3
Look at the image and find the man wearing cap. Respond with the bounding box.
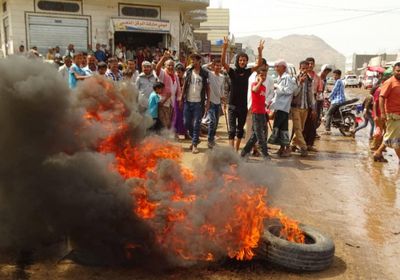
[268,59,298,157]
[97,61,108,76]
[136,60,158,112]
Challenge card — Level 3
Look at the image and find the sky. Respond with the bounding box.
[210,0,400,56]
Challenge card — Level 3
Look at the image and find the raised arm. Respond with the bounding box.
[251,40,265,72]
[221,37,230,71]
[156,50,171,76]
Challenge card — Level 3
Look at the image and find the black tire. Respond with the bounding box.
[339,113,357,137]
[261,222,335,272]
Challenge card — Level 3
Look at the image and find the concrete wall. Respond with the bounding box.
[1,0,206,55]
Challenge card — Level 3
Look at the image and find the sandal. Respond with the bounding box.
[373,155,388,163]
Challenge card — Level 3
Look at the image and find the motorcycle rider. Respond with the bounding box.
[324,69,346,135]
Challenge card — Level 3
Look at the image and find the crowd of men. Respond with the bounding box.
[16,40,400,163]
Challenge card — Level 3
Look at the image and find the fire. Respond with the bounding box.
[81,80,305,263]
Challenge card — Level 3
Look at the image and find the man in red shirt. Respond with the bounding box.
[241,68,271,161]
[373,62,400,163]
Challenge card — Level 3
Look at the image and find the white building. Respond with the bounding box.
[0,0,209,56]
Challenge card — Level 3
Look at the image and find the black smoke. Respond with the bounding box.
[0,56,159,265]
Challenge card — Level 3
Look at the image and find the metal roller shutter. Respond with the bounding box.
[28,15,88,54]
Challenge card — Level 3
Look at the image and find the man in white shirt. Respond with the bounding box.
[58,55,73,84]
[83,55,98,76]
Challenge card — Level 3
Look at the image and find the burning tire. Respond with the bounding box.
[261,222,335,272]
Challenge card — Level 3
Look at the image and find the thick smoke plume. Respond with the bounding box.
[0,56,159,264]
[0,56,291,268]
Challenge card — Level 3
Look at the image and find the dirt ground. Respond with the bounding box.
[1,88,399,280]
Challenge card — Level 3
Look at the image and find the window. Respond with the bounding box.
[37,1,80,13]
[2,2,7,12]
[119,4,160,19]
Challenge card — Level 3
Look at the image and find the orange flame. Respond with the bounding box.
[81,80,305,263]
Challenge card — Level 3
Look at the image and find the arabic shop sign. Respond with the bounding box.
[113,18,170,33]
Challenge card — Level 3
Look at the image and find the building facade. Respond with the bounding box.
[0,0,209,56]
[194,8,230,57]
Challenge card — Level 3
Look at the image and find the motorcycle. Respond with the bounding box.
[322,97,361,137]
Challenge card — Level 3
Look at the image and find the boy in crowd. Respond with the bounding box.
[69,52,88,89]
[241,68,271,161]
[147,82,165,132]
[202,59,226,149]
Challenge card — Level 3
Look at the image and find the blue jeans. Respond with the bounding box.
[242,113,269,157]
[184,101,202,146]
[355,114,375,138]
[207,102,220,143]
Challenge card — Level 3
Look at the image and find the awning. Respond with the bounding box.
[110,18,170,34]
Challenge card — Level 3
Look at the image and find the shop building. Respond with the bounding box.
[0,0,209,56]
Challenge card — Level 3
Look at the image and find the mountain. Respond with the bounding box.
[236,34,346,71]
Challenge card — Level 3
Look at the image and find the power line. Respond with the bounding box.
[234,7,399,35]
[274,0,393,13]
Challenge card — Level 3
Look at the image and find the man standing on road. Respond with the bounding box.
[373,62,400,163]
[268,60,297,157]
[221,37,264,152]
[303,57,323,151]
[290,60,316,157]
[324,70,346,134]
[105,58,123,81]
[202,59,226,149]
[58,55,72,84]
[181,53,210,154]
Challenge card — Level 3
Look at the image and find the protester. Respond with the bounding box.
[83,55,98,76]
[173,63,187,139]
[69,52,88,89]
[371,70,392,150]
[246,58,274,155]
[221,36,264,151]
[136,61,158,111]
[94,43,106,62]
[268,60,297,157]
[324,69,346,134]
[147,82,166,133]
[241,67,271,161]
[105,58,123,81]
[97,61,108,76]
[54,46,62,59]
[46,48,54,60]
[18,45,25,55]
[58,55,72,83]
[181,53,210,154]
[202,59,226,149]
[290,60,315,157]
[127,59,139,83]
[373,62,400,163]
[317,64,333,127]
[156,51,181,129]
[65,44,75,58]
[303,57,323,151]
[352,89,374,139]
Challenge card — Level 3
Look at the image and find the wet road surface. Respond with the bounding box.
[1,89,399,280]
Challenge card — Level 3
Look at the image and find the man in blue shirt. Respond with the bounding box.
[324,69,346,133]
[94,43,106,62]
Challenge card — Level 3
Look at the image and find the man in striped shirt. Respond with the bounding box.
[105,58,123,81]
[324,69,346,134]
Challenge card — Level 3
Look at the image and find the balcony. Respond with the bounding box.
[178,0,210,10]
